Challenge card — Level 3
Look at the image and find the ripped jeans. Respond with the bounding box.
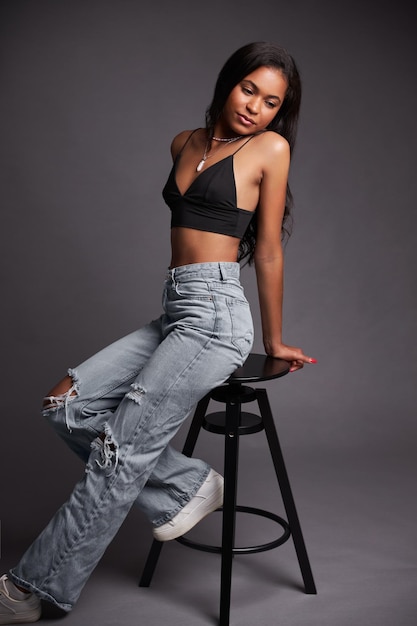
[9,262,253,611]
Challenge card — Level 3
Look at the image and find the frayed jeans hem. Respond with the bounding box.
[152,465,211,528]
[8,571,73,612]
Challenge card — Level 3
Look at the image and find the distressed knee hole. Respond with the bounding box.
[94,424,119,474]
[43,372,78,410]
[126,382,146,405]
[42,369,79,433]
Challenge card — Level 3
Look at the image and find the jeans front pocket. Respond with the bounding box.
[173,278,213,301]
[165,282,217,336]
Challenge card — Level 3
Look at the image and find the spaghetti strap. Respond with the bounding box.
[179,129,259,158]
[232,133,258,155]
[177,129,199,156]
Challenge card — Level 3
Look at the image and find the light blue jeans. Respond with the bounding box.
[10,262,253,611]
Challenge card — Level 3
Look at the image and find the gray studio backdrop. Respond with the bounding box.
[1,0,416,623]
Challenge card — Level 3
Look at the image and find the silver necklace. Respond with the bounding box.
[212,135,242,142]
[196,135,243,172]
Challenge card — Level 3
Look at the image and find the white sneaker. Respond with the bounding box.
[153,469,224,541]
[0,575,41,624]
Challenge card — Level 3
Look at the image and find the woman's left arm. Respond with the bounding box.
[254,134,316,372]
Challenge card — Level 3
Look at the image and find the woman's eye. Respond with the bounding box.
[242,87,253,95]
[265,101,277,109]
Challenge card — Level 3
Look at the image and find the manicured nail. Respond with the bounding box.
[310,358,317,364]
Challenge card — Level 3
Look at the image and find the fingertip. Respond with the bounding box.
[309,358,318,364]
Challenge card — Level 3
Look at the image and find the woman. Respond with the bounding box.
[0,42,315,624]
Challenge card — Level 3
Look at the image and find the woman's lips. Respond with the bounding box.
[237,113,255,126]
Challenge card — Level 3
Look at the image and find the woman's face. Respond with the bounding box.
[218,66,288,136]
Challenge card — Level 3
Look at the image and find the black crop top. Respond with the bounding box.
[162,131,256,239]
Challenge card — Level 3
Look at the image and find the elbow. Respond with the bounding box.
[254,252,282,265]
[254,244,283,266]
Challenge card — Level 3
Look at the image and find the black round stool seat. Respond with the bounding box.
[206,354,290,435]
[227,352,290,383]
[139,353,316,626]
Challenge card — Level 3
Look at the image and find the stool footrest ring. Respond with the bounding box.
[176,505,291,555]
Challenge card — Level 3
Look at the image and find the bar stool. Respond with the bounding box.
[139,353,317,626]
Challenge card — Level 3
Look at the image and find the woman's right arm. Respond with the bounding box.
[254,133,316,372]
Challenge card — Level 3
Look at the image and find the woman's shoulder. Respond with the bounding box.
[248,132,290,180]
[251,131,290,172]
[254,130,289,154]
[170,128,204,159]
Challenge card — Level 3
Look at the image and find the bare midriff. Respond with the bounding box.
[170,227,240,268]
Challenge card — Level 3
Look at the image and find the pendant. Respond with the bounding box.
[196,158,205,172]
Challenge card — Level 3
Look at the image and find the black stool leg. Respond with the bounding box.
[139,539,164,587]
[219,397,241,626]
[139,393,211,587]
[256,388,317,594]
[182,393,211,457]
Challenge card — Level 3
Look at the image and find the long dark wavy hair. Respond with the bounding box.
[206,42,302,264]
